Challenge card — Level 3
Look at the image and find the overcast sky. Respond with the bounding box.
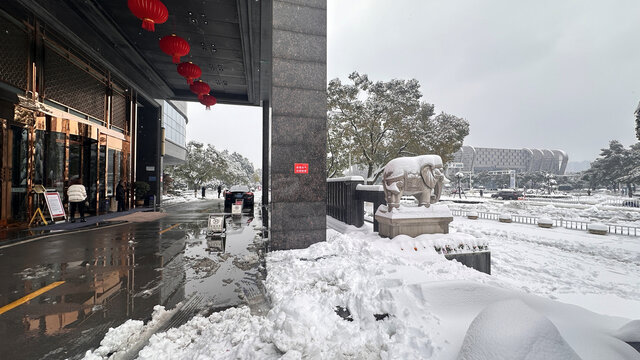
[188,0,640,165]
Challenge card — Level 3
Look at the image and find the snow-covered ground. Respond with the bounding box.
[84,203,640,359]
[444,198,640,228]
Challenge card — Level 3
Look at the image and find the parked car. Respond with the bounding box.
[491,189,523,200]
[224,185,254,214]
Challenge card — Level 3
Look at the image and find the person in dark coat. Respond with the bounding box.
[202,186,206,198]
[217,185,222,198]
[116,180,126,212]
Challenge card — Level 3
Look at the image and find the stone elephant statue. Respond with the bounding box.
[382,155,448,210]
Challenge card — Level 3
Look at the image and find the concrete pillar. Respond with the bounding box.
[270,0,327,250]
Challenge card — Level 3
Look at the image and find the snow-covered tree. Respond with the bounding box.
[328,72,469,183]
[585,140,640,196]
[173,141,226,191]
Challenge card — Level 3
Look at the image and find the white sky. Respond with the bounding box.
[186,102,262,168]
[187,0,640,164]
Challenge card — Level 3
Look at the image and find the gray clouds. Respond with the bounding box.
[328,0,640,160]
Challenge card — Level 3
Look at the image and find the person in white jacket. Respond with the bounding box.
[67,177,87,222]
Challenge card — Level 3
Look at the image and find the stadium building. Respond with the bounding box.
[449,146,569,175]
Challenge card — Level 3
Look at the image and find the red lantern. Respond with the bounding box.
[200,94,217,110]
[190,80,210,100]
[128,0,168,32]
[159,34,190,64]
[177,62,201,85]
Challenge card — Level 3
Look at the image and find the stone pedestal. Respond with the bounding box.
[375,204,453,238]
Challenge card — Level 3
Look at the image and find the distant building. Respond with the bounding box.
[160,100,187,166]
[449,146,569,175]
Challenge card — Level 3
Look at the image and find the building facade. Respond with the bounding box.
[450,146,569,175]
[161,100,188,166]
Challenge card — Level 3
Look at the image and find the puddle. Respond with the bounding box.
[181,215,265,310]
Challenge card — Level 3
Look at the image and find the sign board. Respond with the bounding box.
[294,163,309,174]
[44,192,66,219]
[232,204,242,215]
[207,214,225,234]
[146,166,155,171]
[448,162,465,169]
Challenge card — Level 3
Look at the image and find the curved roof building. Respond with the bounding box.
[450,146,568,174]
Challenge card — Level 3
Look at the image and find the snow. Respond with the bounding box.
[85,200,640,360]
[538,217,553,225]
[498,213,512,220]
[457,299,580,360]
[614,320,640,342]
[327,176,365,182]
[382,155,443,178]
[588,223,608,232]
[356,184,384,191]
[376,203,453,218]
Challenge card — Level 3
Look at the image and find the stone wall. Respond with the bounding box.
[270,0,327,250]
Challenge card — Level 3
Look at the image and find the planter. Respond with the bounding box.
[588,223,607,235]
[538,217,553,228]
[467,211,478,220]
[498,214,512,223]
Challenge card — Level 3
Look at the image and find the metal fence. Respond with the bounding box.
[451,210,640,236]
[521,196,640,208]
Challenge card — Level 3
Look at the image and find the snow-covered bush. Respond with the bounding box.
[538,217,553,228]
[467,211,478,220]
[498,213,512,223]
[588,223,608,235]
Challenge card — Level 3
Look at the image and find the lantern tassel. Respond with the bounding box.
[142,18,155,32]
[206,105,211,110]
[198,94,204,100]
[172,55,180,64]
[187,78,193,85]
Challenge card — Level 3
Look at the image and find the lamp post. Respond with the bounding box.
[455,172,464,199]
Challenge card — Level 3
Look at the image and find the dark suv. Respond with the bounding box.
[491,190,523,200]
[224,185,254,214]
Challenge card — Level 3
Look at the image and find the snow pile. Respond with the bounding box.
[137,307,276,360]
[84,305,175,359]
[613,320,640,342]
[457,299,580,360]
[82,224,640,360]
[588,223,608,232]
[389,233,488,254]
[538,217,553,225]
[498,213,512,222]
[376,203,453,218]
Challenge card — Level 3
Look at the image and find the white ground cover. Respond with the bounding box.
[446,199,640,228]
[84,213,640,359]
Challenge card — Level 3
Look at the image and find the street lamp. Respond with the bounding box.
[455,172,465,199]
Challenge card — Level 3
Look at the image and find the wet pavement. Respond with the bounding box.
[0,199,267,359]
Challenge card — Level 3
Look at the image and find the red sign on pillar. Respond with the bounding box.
[294,163,309,174]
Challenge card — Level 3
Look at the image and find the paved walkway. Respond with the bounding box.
[0,207,158,247]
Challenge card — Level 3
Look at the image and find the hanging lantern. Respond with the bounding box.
[200,94,217,110]
[177,62,201,85]
[159,34,190,64]
[128,0,168,32]
[190,80,210,100]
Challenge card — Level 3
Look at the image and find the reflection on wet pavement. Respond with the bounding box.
[0,199,267,359]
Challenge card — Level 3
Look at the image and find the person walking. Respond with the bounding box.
[67,177,87,223]
[116,180,126,212]
[201,186,206,198]
[217,185,222,198]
